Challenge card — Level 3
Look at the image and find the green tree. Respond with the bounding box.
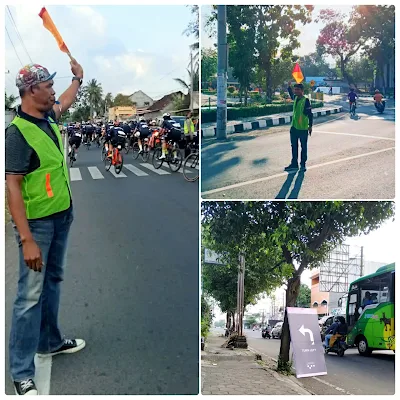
[298,52,332,78]
[349,5,395,92]
[346,56,375,90]
[184,5,199,72]
[295,284,311,308]
[5,92,18,110]
[201,294,213,338]
[202,201,394,372]
[201,48,217,85]
[112,93,134,107]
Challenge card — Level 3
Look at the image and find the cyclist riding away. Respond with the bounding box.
[134,117,151,154]
[68,122,82,161]
[160,113,182,160]
[373,89,384,109]
[107,120,126,157]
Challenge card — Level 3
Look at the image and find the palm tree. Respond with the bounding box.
[184,5,199,72]
[5,92,18,110]
[85,79,103,119]
[174,68,199,111]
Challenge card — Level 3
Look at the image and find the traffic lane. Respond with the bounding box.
[246,335,394,395]
[201,109,394,194]
[203,145,394,199]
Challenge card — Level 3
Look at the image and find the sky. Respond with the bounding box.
[201,5,354,67]
[5,5,195,101]
[210,218,397,322]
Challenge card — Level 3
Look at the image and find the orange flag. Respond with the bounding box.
[292,63,304,84]
[39,7,72,59]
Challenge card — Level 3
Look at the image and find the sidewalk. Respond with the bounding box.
[201,334,311,395]
[201,105,343,138]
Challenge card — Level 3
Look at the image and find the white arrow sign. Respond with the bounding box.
[299,325,315,345]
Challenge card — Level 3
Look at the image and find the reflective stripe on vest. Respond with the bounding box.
[11,116,71,219]
[292,96,309,130]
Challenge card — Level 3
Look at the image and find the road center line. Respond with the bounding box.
[201,146,395,197]
[34,354,52,395]
[314,130,395,141]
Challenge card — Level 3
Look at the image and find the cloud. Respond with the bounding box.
[67,6,106,36]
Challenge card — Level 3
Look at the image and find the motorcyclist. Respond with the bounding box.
[323,317,340,349]
[324,316,348,349]
[373,89,385,110]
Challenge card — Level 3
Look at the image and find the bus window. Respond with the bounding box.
[348,292,358,326]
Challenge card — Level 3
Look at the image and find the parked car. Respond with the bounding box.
[170,115,186,128]
[271,322,283,339]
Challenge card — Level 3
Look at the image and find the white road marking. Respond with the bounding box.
[140,163,171,175]
[201,146,395,197]
[109,168,127,178]
[88,166,105,179]
[34,354,52,395]
[124,164,149,176]
[69,168,82,181]
[313,130,395,141]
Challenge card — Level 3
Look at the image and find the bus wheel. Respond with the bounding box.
[358,336,372,356]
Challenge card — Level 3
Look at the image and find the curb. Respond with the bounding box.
[201,106,343,138]
[201,352,255,362]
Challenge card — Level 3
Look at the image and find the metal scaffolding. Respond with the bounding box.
[319,245,363,293]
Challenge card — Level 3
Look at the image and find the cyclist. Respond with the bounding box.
[85,120,95,143]
[347,88,358,113]
[107,120,126,157]
[68,122,83,161]
[134,117,151,154]
[159,113,182,160]
[373,89,384,109]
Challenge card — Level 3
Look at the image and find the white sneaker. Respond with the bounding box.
[159,154,166,160]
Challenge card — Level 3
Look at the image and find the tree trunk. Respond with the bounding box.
[239,87,243,105]
[244,87,248,107]
[265,63,272,104]
[279,274,301,365]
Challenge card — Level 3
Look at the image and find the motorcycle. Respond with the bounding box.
[325,335,348,357]
[376,101,386,114]
[261,327,271,339]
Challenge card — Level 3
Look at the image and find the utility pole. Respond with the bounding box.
[234,253,248,348]
[360,246,364,277]
[216,5,227,140]
[190,52,194,112]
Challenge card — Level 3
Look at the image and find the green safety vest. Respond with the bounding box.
[184,118,195,135]
[292,96,309,131]
[11,116,71,219]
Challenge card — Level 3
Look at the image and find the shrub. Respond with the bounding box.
[227,86,236,94]
[201,101,324,123]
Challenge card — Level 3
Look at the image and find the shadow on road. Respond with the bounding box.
[252,158,268,167]
[275,171,305,199]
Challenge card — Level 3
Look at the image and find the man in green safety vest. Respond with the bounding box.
[285,82,313,173]
[184,111,195,157]
[5,60,84,395]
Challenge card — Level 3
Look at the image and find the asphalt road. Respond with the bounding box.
[201,98,395,199]
[5,141,199,395]
[243,328,395,395]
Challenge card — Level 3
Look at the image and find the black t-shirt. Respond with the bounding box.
[5,106,72,220]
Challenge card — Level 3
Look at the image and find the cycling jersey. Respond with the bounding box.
[137,121,151,135]
[72,127,82,139]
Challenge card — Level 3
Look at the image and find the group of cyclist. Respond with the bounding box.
[347,87,386,114]
[67,112,198,162]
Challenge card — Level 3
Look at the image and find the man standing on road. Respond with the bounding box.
[184,111,195,157]
[284,82,313,173]
[5,60,85,396]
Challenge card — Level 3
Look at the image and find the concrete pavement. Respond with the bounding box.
[244,328,395,395]
[201,331,311,395]
[201,98,395,199]
[5,142,199,395]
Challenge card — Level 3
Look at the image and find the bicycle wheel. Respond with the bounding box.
[104,153,112,171]
[152,147,164,169]
[183,153,199,182]
[141,143,150,162]
[132,142,140,159]
[168,147,183,172]
[101,145,107,161]
[124,140,130,154]
[115,150,124,174]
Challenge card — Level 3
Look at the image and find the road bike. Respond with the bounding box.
[69,144,77,167]
[152,139,182,172]
[183,149,199,182]
[104,142,124,174]
[132,136,151,162]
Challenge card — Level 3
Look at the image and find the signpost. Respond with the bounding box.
[287,307,327,378]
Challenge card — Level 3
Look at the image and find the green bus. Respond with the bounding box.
[346,263,395,356]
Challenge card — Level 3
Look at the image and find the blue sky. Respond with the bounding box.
[201,5,354,66]
[5,5,195,100]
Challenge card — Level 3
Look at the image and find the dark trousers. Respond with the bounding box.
[290,127,308,167]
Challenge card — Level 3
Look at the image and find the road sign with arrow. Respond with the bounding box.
[287,307,327,378]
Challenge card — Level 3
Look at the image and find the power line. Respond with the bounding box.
[6,6,33,63]
[5,26,23,67]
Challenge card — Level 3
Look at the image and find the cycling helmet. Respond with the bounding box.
[150,120,157,125]
[163,112,171,119]
[375,89,380,93]
[139,116,146,122]
[350,88,355,92]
